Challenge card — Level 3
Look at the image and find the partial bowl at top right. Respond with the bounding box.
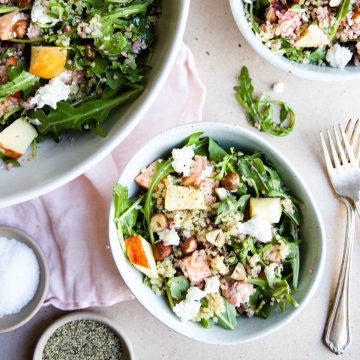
[230,0,360,81]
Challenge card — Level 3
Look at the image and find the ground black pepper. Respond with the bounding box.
[42,319,123,360]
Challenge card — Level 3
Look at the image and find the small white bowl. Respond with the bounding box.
[108,122,326,345]
[33,312,135,360]
[0,226,49,333]
[229,0,360,81]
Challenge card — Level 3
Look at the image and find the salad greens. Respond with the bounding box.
[0,0,159,163]
[113,132,302,329]
[235,67,296,137]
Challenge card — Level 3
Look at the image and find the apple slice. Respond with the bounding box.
[294,24,329,48]
[165,185,206,211]
[249,198,282,224]
[0,118,38,159]
[29,46,67,79]
[125,235,158,279]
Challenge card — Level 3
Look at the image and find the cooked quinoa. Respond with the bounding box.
[113,133,301,329]
[244,0,360,67]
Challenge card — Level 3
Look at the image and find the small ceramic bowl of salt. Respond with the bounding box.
[0,226,49,333]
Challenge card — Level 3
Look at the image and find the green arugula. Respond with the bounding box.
[144,159,174,244]
[113,184,143,251]
[167,276,190,300]
[235,67,295,136]
[216,300,237,330]
[329,0,352,41]
[0,71,39,100]
[31,88,142,135]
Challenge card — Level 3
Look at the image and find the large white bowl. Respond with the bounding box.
[109,122,326,344]
[229,0,360,81]
[0,0,190,208]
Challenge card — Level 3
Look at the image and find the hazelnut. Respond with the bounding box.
[265,8,277,24]
[150,213,168,232]
[13,20,28,39]
[220,172,240,190]
[153,242,172,261]
[15,0,31,8]
[180,236,198,255]
[84,45,96,58]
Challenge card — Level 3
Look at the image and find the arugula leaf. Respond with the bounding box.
[0,71,39,100]
[215,194,250,225]
[32,88,142,135]
[329,0,352,40]
[0,5,19,13]
[167,276,190,300]
[234,67,295,136]
[201,318,213,328]
[309,47,327,63]
[113,184,142,251]
[183,131,208,155]
[144,159,173,244]
[216,299,237,330]
[285,242,300,289]
[208,138,228,162]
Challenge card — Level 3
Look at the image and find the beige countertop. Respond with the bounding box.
[2,0,360,359]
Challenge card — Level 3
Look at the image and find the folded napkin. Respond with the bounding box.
[0,44,205,310]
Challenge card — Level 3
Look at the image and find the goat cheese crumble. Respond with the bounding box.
[237,217,273,243]
[326,44,353,69]
[31,0,59,25]
[158,229,180,246]
[171,146,194,176]
[272,82,284,94]
[30,73,71,109]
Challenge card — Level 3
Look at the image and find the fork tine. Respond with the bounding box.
[345,119,360,163]
[321,131,334,172]
[327,129,341,168]
[333,126,348,165]
[339,124,357,165]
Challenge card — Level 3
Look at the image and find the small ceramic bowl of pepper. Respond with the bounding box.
[0,226,49,333]
[33,312,135,360]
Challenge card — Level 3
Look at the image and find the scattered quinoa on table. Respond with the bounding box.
[113,133,301,330]
[243,0,360,68]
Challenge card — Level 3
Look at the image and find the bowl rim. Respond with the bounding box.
[0,225,49,334]
[108,121,327,345]
[229,0,360,81]
[33,311,135,360]
[0,0,190,209]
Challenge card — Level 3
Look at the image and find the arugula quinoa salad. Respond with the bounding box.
[243,0,360,68]
[0,0,159,164]
[113,133,301,330]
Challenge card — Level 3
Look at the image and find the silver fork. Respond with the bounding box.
[320,124,360,355]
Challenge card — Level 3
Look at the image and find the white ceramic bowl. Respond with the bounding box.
[33,312,134,360]
[0,226,49,333]
[0,0,190,208]
[109,122,326,344]
[229,0,360,81]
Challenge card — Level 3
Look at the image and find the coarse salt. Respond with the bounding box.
[0,237,40,317]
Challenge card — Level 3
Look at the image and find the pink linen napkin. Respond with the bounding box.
[0,43,205,310]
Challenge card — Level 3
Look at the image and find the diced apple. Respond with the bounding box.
[164,185,206,211]
[29,46,67,79]
[249,198,282,224]
[135,161,158,189]
[125,235,158,279]
[294,24,329,48]
[0,11,26,41]
[0,118,37,159]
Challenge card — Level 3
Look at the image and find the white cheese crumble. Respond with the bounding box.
[272,82,284,94]
[31,0,59,25]
[157,229,180,246]
[215,187,228,201]
[237,217,273,243]
[30,73,71,109]
[200,165,213,180]
[204,276,220,294]
[326,44,353,69]
[171,146,195,176]
[329,0,342,6]
[173,277,221,321]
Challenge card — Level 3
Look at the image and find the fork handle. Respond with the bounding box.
[324,199,355,355]
[354,200,360,218]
